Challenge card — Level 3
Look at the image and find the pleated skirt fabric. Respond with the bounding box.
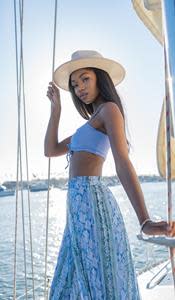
[49,176,141,300]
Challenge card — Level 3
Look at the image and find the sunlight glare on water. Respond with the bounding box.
[0,181,175,299]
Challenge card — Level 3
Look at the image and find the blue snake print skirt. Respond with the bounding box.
[49,176,141,299]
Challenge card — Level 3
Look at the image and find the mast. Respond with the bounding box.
[161,0,175,288]
[161,1,175,124]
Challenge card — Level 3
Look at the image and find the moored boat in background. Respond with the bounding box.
[29,182,51,192]
[0,185,15,197]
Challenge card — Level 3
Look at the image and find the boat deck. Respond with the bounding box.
[138,260,174,299]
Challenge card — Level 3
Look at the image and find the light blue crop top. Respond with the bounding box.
[66,122,110,168]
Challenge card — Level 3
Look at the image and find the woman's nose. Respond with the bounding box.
[78,82,85,91]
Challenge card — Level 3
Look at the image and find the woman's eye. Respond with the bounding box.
[83,77,89,82]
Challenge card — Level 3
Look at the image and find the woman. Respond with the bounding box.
[45,50,174,299]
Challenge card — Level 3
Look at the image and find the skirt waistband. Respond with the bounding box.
[68,176,104,188]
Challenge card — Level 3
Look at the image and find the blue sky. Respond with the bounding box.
[0,1,164,181]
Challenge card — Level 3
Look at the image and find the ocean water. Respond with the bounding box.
[0,181,174,299]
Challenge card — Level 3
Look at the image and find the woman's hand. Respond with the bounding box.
[142,220,175,236]
[47,81,61,115]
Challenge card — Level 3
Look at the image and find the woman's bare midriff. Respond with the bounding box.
[69,151,105,179]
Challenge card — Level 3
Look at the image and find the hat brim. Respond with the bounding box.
[53,57,125,91]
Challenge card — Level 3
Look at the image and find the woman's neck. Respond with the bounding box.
[92,95,105,112]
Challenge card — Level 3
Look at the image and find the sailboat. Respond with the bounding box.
[7,0,175,299]
[132,0,175,298]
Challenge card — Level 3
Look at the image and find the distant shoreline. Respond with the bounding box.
[1,175,168,190]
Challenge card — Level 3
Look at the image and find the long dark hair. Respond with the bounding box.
[68,67,130,146]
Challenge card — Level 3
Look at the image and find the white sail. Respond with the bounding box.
[132,0,163,44]
[132,0,175,179]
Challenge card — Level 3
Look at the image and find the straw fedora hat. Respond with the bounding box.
[53,50,125,91]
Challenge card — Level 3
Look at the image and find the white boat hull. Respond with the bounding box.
[138,260,174,299]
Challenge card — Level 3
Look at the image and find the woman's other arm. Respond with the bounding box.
[101,102,174,236]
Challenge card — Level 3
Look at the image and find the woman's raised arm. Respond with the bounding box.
[44,81,71,157]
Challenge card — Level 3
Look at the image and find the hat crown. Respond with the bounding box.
[71,50,103,61]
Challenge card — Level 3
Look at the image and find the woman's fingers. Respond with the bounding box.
[46,82,59,100]
[48,82,60,98]
[143,220,175,236]
[156,221,172,235]
[46,82,61,114]
[169,221,175,237]
[47,92,55,104]
[47,90,52,99]
[48,87,54,96]
[152,222,168,235]
[49,81,59,93]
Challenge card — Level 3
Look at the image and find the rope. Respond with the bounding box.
[21,18,35,300]
[13,1,19,298]
[18,1,29,298]
[44,1,58,299]
[13,0,35,298]
[16,282,44,300]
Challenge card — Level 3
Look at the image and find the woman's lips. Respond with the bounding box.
[79,93,88,99]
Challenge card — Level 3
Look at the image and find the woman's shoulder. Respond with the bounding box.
[90,101,117,121]
[100,101,122,120]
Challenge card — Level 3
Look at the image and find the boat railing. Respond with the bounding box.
[145,260,170,289]
[137,233,175,288]
[137,234,175,248]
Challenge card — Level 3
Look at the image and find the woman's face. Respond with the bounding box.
[70,68,99,104]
